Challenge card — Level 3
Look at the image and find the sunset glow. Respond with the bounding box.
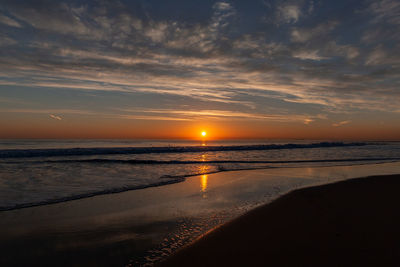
[2,2,400,267]
[0,0,399,140]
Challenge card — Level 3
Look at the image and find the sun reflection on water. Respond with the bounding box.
[198,164,210,197]
[198,165,210,174]
[201,174,208,193]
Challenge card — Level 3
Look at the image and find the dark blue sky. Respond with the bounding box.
[0,0,399,139]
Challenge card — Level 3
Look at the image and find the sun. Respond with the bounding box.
[201,131,207,137]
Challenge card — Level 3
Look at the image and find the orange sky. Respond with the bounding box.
[2,115,399,140]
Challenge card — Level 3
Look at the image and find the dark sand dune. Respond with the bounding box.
[158,174,400,267]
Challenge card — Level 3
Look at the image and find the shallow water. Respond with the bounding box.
[1,139,400,210]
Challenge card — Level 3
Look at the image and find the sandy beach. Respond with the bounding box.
[158,174,400,267]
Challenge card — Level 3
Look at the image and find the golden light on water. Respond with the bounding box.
[198,166,210,196]
[201,174,208,192]
[198,165,210,174]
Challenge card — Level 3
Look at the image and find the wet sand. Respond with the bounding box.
[2,164,400,266]
[158,174,400,267]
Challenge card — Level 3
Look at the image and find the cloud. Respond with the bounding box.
[304,118,313,125]
[0,35,17,46]
[8,2,93,36]
[332,120,350,127]
[277,4,302,24]
[144,21,168,42]
[116,107,322,122]
[0,14,21,27]
[0,108,94,116]
[210,1,236,37]
[49,114,62,120]
[214,2,233,11]
[365,47,386,65]
[292,50,327,60]
[368,0,400,25]
[0,0,399,123]
[308,1,314,14]
[291,21,339,43]
[360,1,400,45]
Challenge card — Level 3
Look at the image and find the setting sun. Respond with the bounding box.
[201,131,207,137]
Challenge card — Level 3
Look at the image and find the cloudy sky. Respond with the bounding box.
[0,0,399,139]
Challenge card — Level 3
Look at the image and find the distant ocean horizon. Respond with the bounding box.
[1,139,400,211]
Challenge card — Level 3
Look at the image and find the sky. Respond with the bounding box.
[0,0,399,140]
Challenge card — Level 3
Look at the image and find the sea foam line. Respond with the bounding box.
[4,157,400,165]
[1,158,398,211]
[0,142,369,158]
[0,166,273,212]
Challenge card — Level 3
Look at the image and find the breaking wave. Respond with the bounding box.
[0,142,369,158]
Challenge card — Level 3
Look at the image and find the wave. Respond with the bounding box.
[0,177,186,211]
[0,142,369,158]
[1,157,398,211]
[4,157,399,165]
[0,165,276,211]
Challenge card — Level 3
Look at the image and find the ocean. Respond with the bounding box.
[1,139,400,211]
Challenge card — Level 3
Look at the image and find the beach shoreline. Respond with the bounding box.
[1,163,400,266]
[157,174,400,267]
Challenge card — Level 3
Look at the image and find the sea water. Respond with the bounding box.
[1,139,400,210]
